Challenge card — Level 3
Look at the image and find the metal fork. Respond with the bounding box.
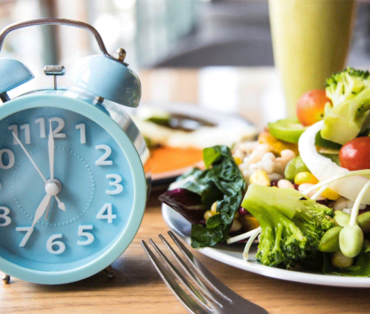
[141,231,268,314]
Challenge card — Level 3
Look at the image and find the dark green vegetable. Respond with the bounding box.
[169,145,246,248]
[242,184,335,268]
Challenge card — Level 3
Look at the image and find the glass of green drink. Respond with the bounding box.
[269,0,357,118]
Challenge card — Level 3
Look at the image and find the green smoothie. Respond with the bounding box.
[269,0,357,118]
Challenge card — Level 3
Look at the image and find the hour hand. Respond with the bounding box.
[31,194,52,229]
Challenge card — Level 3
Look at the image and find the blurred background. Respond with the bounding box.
[1,0,369,79]
[0,0,369,123]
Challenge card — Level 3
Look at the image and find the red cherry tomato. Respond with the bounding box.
[339,137,370,171]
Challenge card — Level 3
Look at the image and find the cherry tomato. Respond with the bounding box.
[296,90,331,126]
[339,137,370,171]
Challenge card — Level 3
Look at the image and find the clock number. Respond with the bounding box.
[46,234,66,254]
[8,125,18,145]
[9,124,31,144]
[0,206,11,226]
[77,225,94,246]
[36,117,66,138]
[106,174,123,195]
[20,124,31,144]
[0,149,15,170]
[96,203,116,223]
[16,227,33,247]
[35,118,46,138]
[76,123,86,144]
[95,145,113,166]
[49,118,66,138]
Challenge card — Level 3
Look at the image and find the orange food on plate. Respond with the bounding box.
[296,89,331,126]
[144,146,203,174]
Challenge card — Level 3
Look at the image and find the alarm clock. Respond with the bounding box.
[0,18,149,284]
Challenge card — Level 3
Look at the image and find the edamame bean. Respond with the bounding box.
[284,156,309,181]
[358,211,370,234]
[332,251,353,268]
[339,225,364,258]
[318,226,342,253]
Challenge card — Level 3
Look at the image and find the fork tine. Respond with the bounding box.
[141,240,210,314]
[159,234,224,306]
[148,238,213,313]
[168,231,233,300]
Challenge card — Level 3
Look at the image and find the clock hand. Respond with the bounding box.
[12,132,65,211]
[48,121,54,181]
[31,193,52,229]
[12,132,46,182]
[44,201,51,220]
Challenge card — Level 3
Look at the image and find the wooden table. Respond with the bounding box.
[1,68,370,313]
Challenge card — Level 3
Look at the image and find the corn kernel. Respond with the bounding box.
[234,156,242,166]
[234,211,239,218]
[204,210,212,220]
[210,202,218,215]
[294,172,318,185]
[250,170,271,186]
[321,188,340,201]
[241,215,260,231]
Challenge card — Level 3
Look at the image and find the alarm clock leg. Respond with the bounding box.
[2,274,10,284]
[103,266,116,279]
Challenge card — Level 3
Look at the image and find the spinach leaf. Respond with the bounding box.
[159,145,246,248]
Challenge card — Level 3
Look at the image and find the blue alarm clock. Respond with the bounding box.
[0,18,149,284]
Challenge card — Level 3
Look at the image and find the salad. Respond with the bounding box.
[159,67,370,276]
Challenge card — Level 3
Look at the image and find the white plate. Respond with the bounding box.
[129,102,257,185]
[162,204,370,287]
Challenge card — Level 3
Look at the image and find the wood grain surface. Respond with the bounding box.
[1,190,370,314]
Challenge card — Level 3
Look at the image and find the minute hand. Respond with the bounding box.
[12,133,65,211]
[48,124,54,181]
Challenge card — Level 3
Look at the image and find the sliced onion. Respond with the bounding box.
[298,121,370,204]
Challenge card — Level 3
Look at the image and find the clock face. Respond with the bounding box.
[0,104,142,276]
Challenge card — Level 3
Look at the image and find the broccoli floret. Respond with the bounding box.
[242,184,335,269]
[322,67,370,144]
[326,67,370,107]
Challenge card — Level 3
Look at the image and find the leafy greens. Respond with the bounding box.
[159,145,246,248]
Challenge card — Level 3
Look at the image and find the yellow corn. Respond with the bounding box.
[210,202,218,215]
[250,170,271,186]
[294,172,318,185]
[241,215,260,231]
[234,156,242,166]
[204,210,213,220]
[321,188,340,201]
